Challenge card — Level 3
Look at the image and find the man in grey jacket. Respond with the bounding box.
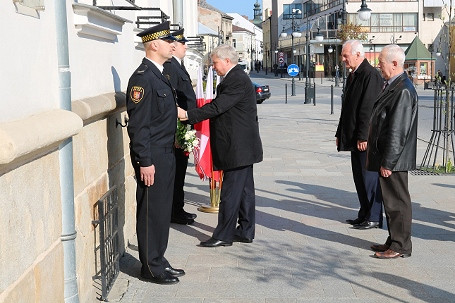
[366,44,418,259]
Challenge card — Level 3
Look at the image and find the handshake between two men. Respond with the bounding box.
[177,106,188,121]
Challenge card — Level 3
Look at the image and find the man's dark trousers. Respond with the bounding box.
[212,165,255,241]
[379,171,412,254]
[172,148,189,216]
[351,149,382,222]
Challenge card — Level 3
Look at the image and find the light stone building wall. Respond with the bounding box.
[0,0,199,302]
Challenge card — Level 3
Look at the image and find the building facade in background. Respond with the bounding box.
[0,0,200,302]
[262,0,448,80]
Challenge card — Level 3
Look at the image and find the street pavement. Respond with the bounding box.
[107,71,455,303]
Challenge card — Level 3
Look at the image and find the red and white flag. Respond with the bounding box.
[193,67,221,181]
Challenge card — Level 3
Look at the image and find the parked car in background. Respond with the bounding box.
[253,82,271,104]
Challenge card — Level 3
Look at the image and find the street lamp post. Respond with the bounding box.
[304,18,311,104]
[341,5,347,93]
[368,36,376,66]
[428,44,434,82]
[304,19,323,103]
[335,44,339,87]
[281,8,302,96]
[274,49,278,76]
[328,44,333,81]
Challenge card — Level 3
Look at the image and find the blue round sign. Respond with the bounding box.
[287,64,300,77]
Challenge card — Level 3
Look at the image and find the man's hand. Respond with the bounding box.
[140,165,155,186]
[380,166,392,178]
[357,140,367,151]
[177,107,188,121]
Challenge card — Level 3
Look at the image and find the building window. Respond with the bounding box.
[403,13,417,31]
[424,13,434,21]
[420,62,428,75]
[283,3,303,20]
[349,13,418,33]
[233,39,237,48]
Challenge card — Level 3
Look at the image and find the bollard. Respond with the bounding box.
[331,85,334,114]
[321,74,323,84]
[285,83,288,104]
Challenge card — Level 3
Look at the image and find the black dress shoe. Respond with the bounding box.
[233,235,253,243]
[165,266,185,277]
[182,210,197,220]
[352,221,381,229]
[171,214,195,225]
[346,218,363,225]
[199,237,232,247]
[140,271,179,285]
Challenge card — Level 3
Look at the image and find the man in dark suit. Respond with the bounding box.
[336,40,384,229]
[163,28,197,225]
[177,44,263,247]
[126,21,184,284]
[367,44,418,259]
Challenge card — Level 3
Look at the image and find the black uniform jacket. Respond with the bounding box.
[126,58,177,167]
[187,64,263,170]
[336,59,383,151]
[163,57,196,111]
[366,72,418,172]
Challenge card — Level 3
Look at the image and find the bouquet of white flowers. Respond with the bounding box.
[175,120,199,156]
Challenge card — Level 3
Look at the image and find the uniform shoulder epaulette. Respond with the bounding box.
[135,64,148,75]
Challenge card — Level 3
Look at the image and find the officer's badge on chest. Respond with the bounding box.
[130,86,144,103]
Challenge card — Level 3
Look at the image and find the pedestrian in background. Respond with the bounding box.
[336,40,384,230]
[163,28,198,225]
[367,44,418,259]
[177,44,263,247]
[126,21,184,284]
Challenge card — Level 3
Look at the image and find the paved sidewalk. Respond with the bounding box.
[107,89,455,302]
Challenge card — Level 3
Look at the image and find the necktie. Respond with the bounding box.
[382,81,389,92]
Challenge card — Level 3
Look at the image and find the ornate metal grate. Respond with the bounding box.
[93,186,120,301]
[410,169,440,176]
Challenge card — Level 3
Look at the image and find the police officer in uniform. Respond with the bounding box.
[126,21,184,284]
[163,28,198,225]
